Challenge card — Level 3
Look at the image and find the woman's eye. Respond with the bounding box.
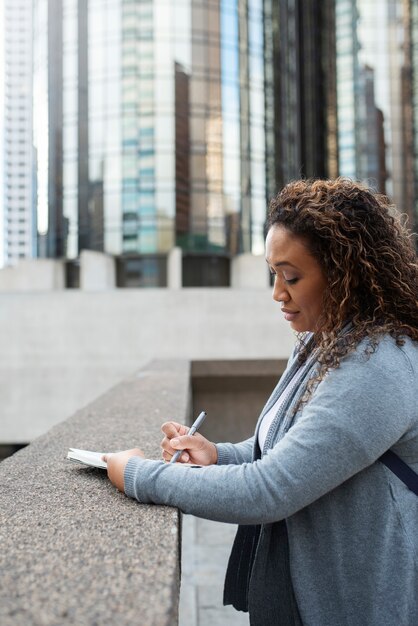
[268,269,298,285]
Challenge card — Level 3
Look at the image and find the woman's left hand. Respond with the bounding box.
[103,448,145,492]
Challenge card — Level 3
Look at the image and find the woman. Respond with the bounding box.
[106,178,418,625]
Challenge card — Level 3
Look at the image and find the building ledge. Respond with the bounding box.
[0,360,191,625]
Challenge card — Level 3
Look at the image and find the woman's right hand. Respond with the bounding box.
[161,421,218,466]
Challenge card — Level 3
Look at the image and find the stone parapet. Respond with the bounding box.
[0,360,191,626]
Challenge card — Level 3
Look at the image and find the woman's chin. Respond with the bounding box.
[290,320,311,333]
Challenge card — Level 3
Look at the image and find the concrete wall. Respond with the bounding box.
[1,289,294,443]
[0,360,187,625]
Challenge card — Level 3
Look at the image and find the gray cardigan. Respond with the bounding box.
[125,335,418,625]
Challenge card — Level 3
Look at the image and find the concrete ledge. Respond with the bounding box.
[0,259,65,291]
[0,360,191,626]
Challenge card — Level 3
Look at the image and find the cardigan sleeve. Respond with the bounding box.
[124,339,416,525]
[215,438,254,465]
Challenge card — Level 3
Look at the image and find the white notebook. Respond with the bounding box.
[67,448,203,469]
[67,448,108,469]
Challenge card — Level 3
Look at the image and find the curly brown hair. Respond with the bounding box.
[267,177,418,397]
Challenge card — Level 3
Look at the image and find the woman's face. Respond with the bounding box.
[265,225,328,333]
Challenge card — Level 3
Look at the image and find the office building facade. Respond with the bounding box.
[265,0,338,198]
[335,0,362,180]
[33,0,342,277]
[336,0,418,234]
[412,0,418,235]
[2,0,36,266]
[33,0,269,269]
[403,0,418,235]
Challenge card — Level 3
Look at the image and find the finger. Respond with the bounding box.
[161,435,179,454]
[161,421,182,437]
[161,421,189,438]
[165,450,190,463]
[170,433,204,451]
[162,449,173,462]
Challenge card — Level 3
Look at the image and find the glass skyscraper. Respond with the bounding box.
[408,0,418,234]
[4,0,417,272]
[335,0,361,180]
[265,0,338,197]
[336,0,418,236]
[33,0,269,268]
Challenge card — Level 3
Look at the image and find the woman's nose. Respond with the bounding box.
[272,277,290,303]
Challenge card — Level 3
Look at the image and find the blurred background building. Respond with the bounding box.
[2,0,36,267]
[33,0,272,286]
[265,0,338,197]
[404,0,418,231]
[335,0,418,231]
[26,0,340,286]
[1,0,418,274]
[32,0,337,269]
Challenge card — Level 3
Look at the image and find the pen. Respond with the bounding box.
[170,411,207,463]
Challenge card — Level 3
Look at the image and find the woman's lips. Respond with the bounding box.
[282,310,299,322]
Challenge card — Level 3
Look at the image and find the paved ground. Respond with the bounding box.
[179,515,249,626]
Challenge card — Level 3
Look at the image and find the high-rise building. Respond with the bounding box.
[412,0,418,238]
[357,0,404,202]
[265,0,338,198]
[401,0,414,231]
[33,0,270,275]
[2,0,36,266]
[33,0,342,281]
[336,0,414,219]
[403,0,418,236]
[335,0,361,180]
[358,65,387,193]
